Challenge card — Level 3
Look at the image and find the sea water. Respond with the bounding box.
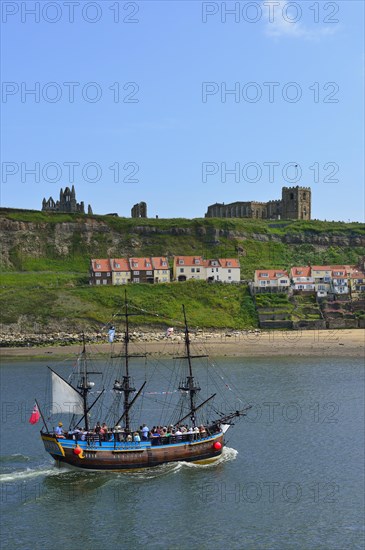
[0,357,364,550]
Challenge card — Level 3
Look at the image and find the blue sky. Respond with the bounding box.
[1,0,364,221]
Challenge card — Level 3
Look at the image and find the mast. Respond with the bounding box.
[119,290,135,432]
[179,305,201,427]
[77,334,91,431]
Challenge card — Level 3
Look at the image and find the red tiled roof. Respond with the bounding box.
[290,266,311,278]
[255,269,289,280]
[219,258,240,268]
[204,259,221,268]
[91,259,111,272]
[129,257,153,270]
[350,271,365,279]
[151,257,169,269]
[173,256,204,266]
[110,258,130,272]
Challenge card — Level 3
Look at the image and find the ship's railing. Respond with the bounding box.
[46,428,221,448]
[150,432,218,446]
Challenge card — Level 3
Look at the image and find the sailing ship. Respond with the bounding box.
[39,295,251,471]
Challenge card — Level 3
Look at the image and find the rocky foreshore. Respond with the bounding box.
[0,328,262,348]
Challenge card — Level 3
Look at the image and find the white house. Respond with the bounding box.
[254,270,290,291]
[173,256,205,281]
[205,258,240,283]
[290,266,315,291]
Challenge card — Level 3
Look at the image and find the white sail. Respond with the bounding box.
[51,371,84,415]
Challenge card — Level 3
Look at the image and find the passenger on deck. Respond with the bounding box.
[55,422,65,439]
[141,424,149,441]
[133,432,141,442]
[73,427,82,440]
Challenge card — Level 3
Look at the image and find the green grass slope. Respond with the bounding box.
[0,210,364,331]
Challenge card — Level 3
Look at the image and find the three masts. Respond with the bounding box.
[39,293,251,470]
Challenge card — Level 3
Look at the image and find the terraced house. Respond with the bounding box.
[173,256,205,282]
[290,266,315,292]
[254,264,363,298]
[204,258,241,283]
[89,259,112,285]
[129,257,155,284]
[110,258,131,285]
[89,257,170,285]
[151,257,170,283]
[253,270,290,292]
[172,256,241,282]
[350,270,365,296]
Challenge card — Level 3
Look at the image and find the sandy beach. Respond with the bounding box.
[1,329,364,360]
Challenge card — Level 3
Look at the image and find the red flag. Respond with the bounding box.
[29,403,40,425]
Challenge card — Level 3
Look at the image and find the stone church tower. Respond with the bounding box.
[281,186,311,220]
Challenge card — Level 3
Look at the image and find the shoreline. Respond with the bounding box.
[1,329,364,360]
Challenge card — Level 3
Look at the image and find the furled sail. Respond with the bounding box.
[50,370,84,415]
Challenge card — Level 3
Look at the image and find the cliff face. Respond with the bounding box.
[1,215,364,269]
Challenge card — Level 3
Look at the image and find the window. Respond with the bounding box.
[261,273,268,277]
[133,278,140,283]
[162,270,167,274]
[96,280,100,285]
[179,259,184,265]
[107,272,110,276]
[147,270,153,275]
[180,268,184,273]
[260,281,266,286]
[162,261,167,266]
[146,262,151,267]
[95,272,101,277]
[194,259,200,264]
[227,261,231,266]
[96,263,101,269]
[228,269,231,273]
[133,262,138,268]
[280,279,287,284]
[197,268,200,273]
[228,276,231,280]
[103,279,107,285]
[134,270,140,275]
[211,268,214,272]
[115,263,120,268]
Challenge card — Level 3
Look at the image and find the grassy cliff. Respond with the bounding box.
[0,209,364,332]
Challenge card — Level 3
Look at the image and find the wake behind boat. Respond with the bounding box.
[38,293,251,471]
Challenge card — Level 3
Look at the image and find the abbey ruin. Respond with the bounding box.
[205,186,311,220]
[42,186,93,215]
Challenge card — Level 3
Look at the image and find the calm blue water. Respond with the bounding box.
[1,356,364,550]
